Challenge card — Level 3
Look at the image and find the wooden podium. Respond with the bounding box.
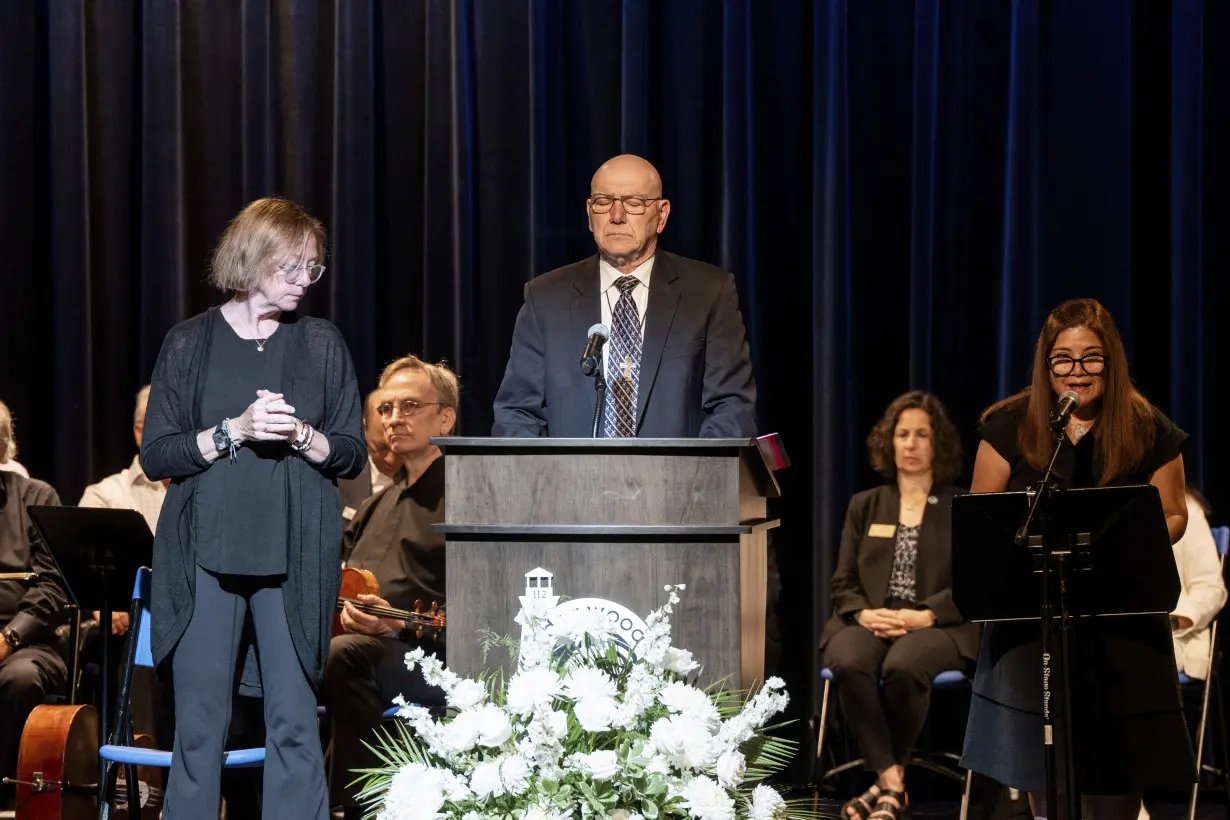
[432,437,780,689]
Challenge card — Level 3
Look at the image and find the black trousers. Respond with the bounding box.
[824,624,963,772]
[0,642,66,796]
[165,565,326,820]
[321,633,444,809]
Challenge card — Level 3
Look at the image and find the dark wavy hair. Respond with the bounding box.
[867,391,963,486]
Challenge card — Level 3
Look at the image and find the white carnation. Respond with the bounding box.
[563,667,616,701]
[507,668,563,715]
[549,605,615,646]
[713,750,746,789]
[521,805,573,820]
[664,646,700,676]
[573,695,618,732]
[748,784,787,820]
[469,758,504,798]
[501,754,532,795]
[474,703,515,747]
[375,762,453,820]
[448,678,487,711]
[576,749,619,780]
[649,714,717,771]
[658,681,720,730]
[679,775,735,820]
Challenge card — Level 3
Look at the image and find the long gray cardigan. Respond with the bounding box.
[140,307,366,695]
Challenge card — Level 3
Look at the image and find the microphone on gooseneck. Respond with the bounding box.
[1050,390,1082,432]
[579,324,610,377]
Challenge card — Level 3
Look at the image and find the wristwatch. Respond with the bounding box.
[2,627,22,651]
[214,417,234,462]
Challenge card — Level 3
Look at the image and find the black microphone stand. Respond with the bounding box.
[590,366,607,438]
[1015,419,1079,820]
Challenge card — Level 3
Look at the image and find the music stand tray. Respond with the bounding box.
[27,506,154,753]
[951,484,1179,623]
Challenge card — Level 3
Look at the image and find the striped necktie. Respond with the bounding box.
[603,275,642,437]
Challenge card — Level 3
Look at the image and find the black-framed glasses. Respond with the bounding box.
[1047,354,1105,376]
[588,195,662,215]
[277,261,326,284]
[377,398,445,418]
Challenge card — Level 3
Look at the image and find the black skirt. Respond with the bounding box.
[961,614,1195,793]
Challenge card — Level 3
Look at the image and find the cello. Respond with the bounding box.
[334,567,446,640]
[4,704,163,820]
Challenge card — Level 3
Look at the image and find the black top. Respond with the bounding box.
[344,456,446,612]
[141,307,366,696]
[884,523,920,607]
[0,472,66,646]
[195,313,290,576]
[980,400,1187,490]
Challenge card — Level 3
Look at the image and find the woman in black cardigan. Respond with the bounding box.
[141,197,365,820]
[820,391,978,820]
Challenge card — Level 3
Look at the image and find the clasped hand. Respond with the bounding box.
[857,607,934,639]
[230,389,300,444]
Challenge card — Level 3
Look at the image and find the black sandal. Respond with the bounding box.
[867,790,908,820]
[842,785,882,820]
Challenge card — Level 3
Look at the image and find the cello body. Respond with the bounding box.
[14,704,97,820]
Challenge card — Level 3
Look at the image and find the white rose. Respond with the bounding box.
[714,750,746,789]
[664,646,701,676]
[448,678,487,711]
[442,709,481,753]
[679,775,736,820]
[748,784,787,820]
[500,754,532,795]
[474,703,515,747]
[546,709,569,739]
[573,696,618,733]
[469,758,504,798]
[506,668,562,715]
[579,749,619,780]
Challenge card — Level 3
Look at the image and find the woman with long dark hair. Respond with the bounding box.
[961,298,1193,819]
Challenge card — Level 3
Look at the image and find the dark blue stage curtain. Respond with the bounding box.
[2,1,1227,732]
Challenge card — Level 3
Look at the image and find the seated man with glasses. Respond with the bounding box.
[320,355,457,820]
[493,153,757,438]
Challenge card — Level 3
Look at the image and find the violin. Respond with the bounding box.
[4,704,163,820]
[334,567,446,640]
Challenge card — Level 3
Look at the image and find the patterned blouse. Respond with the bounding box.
[885,523,921,606]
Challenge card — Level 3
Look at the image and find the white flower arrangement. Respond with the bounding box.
[356,584,812,820]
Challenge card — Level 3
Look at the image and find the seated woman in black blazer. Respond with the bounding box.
[820,391,979,820]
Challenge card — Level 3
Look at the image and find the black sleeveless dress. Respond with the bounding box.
[960,402,1195,793]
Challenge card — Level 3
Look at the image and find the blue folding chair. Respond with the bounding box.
[97,567,265,820]
[1185,526,1230,820]
[813,666,972,820]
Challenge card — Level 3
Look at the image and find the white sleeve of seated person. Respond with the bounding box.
[1171,498,1227,638]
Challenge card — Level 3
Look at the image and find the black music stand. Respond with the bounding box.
[26,506,153,753]
[952,485,1179,816]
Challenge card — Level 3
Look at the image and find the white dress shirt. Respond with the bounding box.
[598,255,654,377]
[78,454,167,534]
[1170,495,1227,680]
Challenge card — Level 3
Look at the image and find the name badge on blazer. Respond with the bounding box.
[868,523,897,539]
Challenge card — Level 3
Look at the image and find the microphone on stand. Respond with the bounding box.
[579,324,610,377]
[1050,390,1082,432]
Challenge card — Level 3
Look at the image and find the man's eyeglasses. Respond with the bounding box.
[1047,355,1105,376]
[588,195,662,215]
[377,399,445,418]
[277,261,326,284]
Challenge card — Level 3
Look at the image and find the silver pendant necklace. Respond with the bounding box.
[255,338,268,353]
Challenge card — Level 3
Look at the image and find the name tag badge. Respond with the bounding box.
[868,523,897,539]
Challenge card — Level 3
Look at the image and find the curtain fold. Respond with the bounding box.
[2,0,1228,731]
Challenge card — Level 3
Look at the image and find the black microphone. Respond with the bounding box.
[1050,390,1082,431]
[579,323,610,377]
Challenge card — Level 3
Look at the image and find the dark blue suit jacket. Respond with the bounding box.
[492,251,757,438]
